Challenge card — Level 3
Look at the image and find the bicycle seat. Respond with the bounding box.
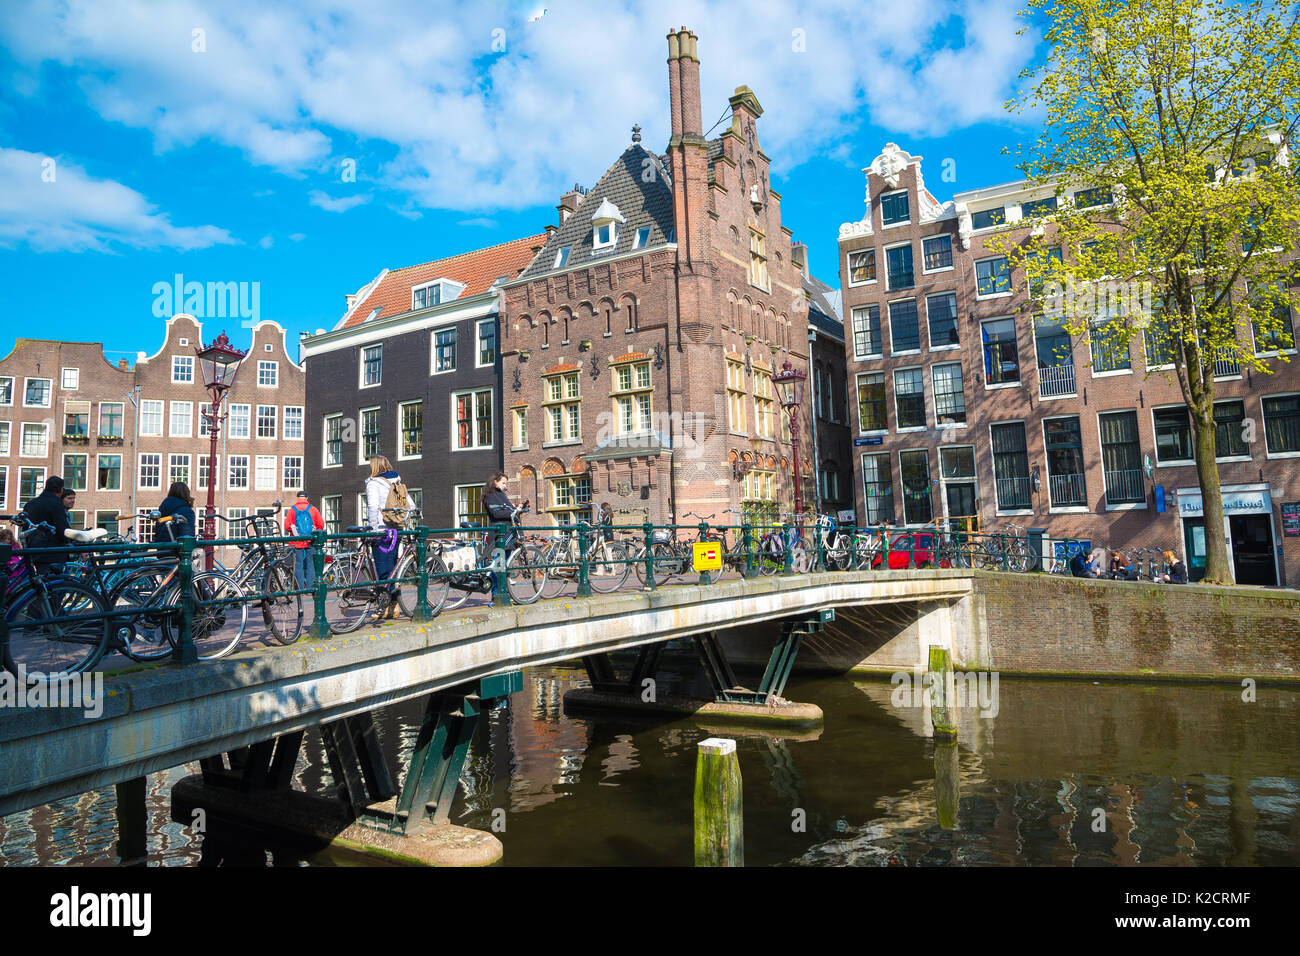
[64,528,108,542]
[346,525,369,533]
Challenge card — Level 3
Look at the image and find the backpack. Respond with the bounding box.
[292,504,314,537]
[381,478,410,527]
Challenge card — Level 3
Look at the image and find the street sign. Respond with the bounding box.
[692,542,722,572]
[853,436,884,446]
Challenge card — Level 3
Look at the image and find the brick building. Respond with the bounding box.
[500,28,827,530]
[839,143,1300,586]
[0,316,305,547]
[300,235,543,532]
[805,271,854,519]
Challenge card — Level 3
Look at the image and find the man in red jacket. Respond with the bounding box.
[284,491,325,589]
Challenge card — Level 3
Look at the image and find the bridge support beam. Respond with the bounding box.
[114,776,148,865]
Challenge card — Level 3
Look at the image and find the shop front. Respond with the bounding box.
[1175,484,1278,586]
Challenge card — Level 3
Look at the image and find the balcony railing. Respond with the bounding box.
[1213,352,1241,378]
[1104,468,1145,504]
[995,476,1032,510]
[1038,364,1077,397]
[1048,472,1087,507]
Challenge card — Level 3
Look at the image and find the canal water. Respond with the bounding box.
[2,652,1297,866]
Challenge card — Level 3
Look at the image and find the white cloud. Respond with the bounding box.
[0,0,1038,212]
[457,217,498,228]
[308,190,370,213]
[0,147,235,252]
[258,234,273,248]
[289,232,305,241]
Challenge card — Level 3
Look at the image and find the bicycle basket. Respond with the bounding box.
[651,529,673,545]
[441,543,478,573]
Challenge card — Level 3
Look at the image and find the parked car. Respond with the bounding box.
[870,531,951,570]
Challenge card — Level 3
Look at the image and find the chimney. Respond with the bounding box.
[666,27,703,143]
[545,224,558,237]
[345,293,357,309]
[792,242,808,278]
[558,186,584,225]
[118,359,128,371]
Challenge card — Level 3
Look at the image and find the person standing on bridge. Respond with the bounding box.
[365,455,404,619]
[284,491,325,591]
[482,472,527,558]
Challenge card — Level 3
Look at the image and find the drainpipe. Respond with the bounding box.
[808,329,822,517]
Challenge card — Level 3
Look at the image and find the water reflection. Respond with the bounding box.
[1,658,1297,867]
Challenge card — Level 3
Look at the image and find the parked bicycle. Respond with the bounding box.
[537,518,632,598]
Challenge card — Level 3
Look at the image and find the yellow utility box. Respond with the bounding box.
[692,542,723,573]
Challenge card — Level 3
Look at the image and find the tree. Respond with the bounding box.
[996,0,1300,584]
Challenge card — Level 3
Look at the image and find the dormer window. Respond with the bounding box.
[632,226,651,250]
[589,196,625,254]
[554,246,571,269]
[411,278,466,311]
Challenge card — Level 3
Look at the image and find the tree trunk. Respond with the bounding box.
[1190,407,1234,585]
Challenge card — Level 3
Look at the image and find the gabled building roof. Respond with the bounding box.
[804,273,844,342]
[518,144,674,280]
[338,233,547,330]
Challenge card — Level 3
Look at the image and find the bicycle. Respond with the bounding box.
[324,510,426,633]
[537,519,632,598]
[814,514,854,571]
[209,507,303,646]
[430,505,545,611]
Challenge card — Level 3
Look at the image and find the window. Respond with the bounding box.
[0,422,7,455]
[197,454,217,491]
[171,356,194,384]
[324,414,343,467]
[544,373,580,443]
[857,372,887,432]
[139,453,162,490]
[726,360,747,432]
[0,467,6,510]
[20,467,45,505]
[1090,309,1131,372]
[99,402,123,439]
[922,235,953,271]
[63,454,87,492]
[1028,246,1064,299]
[1252,284,1295,354]
[257,361,278,387]
[283,456,303,490]
[975,257,1012,296]
[932,363,966,425]
[548,473,593,526]
[1154,407,1193,462]
[632,226,651,249]
[455,484,485,526]
[227,455,250,490]
[198,402,211,438]
[412,281,442,310]
[939,446,976,481]
[94,511,119,533]
[554,246,571,269]
[880,190,910,226]
[861,453,893,524]
[284,406,303,440]
[851,305,882,359]
[1142,309,1179,369]
[1099,411,1144,504]
[138,399,162,436]
[991,422,1031,510]
[819,466,840,502]
[593,221,617,252]
[163,400,191,438]
[742,469,774,504]
[1044,417,1087,507]
[848,249,877,284]
[1263,395,1300,455]
[454,388,494,450]
[885,244,914,291]
[1213,400,1248,458]
[256,404,277,439]
[749,230,768,290]
[169,453,191,487]
[399,401,422,458]
[361,344,382,387]
[360,407,381,460]
[512,406,528,447]
[223,403,248,439]
[477,320,496,367]
[1021,196,1058,217]
[982,318,1021,385]
[613,361,653,435]
[255,455,276,491]
[894,368,926,429]
[888,299,920,353]
[322,496,342,536]
[971,207,1005,229]
[97,455,122,491]
[1074,186,1112,208]
[23,378,51,407]
[64,404,89,439]
[754,370,775,439]
[64,509,83,532]
[226,508,249,541]
[20,422,48,457]
[0,376,12,405]
[926,292,959,348]
[434,328,457,373]
[62,368,79,389]
[899,450,933,524]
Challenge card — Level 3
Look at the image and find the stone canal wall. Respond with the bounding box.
[718,572,1300,682]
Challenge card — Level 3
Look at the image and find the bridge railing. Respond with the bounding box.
[0,514,1084,675]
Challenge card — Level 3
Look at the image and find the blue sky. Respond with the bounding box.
[0,0,1045,363]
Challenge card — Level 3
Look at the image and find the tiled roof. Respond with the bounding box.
[519,144,674,280]
[803,273,843,329]
[339,233,547,329]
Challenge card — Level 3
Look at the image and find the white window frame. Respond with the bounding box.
[554,246,571,269]
[62,453,88,492]
[168,453,191,487]
[921,234,955,274]
[19,422,48,458]
[228,403,251,440]
[283,455,304,490]
[0,421,8,456]
[256,404,277,440]
[255,454,277,491]
[931,361,967,429]
[171,356,194,384]
[96,454,123,492]
[0,466,7,510]
[632,226,651,249]
[257,360,279,387]
[846,248,878,288]
[887,297,922,356]
[398,399,423,460]
[197,454,217,491]
[593,220,618,253]
[451,387,495,452]
[283,405,304,441]
[0,376,13,407]
[359,406,382,464]
[1150,404,1196,468]
[138,452,162,490]
[61,367,79,390]
[227,454,250,490]
[879,188,911,229]
[431,326,458,376]
[974,255,1014,300]
[1261,391,1300,459]
[359,344,383,389]
[169,400,193,438]
[883,241,914,293]
[988,419,1035,516]
[323,413,344,469]
[856,370,889,435]
[18,466,46,507]
[475,319,496,369]
[98,402,125,439]
[1095,409,1148,511]
[23,377,52,408]
[138,399,164,437]
[892,366,927,433]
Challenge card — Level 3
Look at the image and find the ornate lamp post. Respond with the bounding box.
[772,360,808,526]
[195,333,246,570]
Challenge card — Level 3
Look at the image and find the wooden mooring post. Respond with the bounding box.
[114,776,148,865]
[928,644,958,741]
[694,737,743,867]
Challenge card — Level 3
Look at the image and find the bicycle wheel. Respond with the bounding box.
[326,560,383,632]
[506,546,546,605]
[587,542,631,593]
[163,571,248,659]
[263,561,304,645]
[790,544,810,574]
[538,542,572,600]
[4,580,110,678]
[651,542,684,586]
[108,565,176,662]
[394,552,452,618]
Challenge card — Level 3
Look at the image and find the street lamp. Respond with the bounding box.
[195,332,246,569]
[772,359,808,527]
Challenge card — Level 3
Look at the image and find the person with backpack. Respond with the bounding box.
[158,482,197,540]
[21,475,71,568]
[365,455,407,618]
[284,491,325,590]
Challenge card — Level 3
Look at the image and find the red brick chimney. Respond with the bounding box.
[666,27,703,142]
[666,28,709,278]
[558,186,584,225]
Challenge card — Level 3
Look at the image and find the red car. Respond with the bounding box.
[870,531,952,570]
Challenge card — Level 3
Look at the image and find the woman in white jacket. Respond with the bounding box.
[365,455,402,617]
